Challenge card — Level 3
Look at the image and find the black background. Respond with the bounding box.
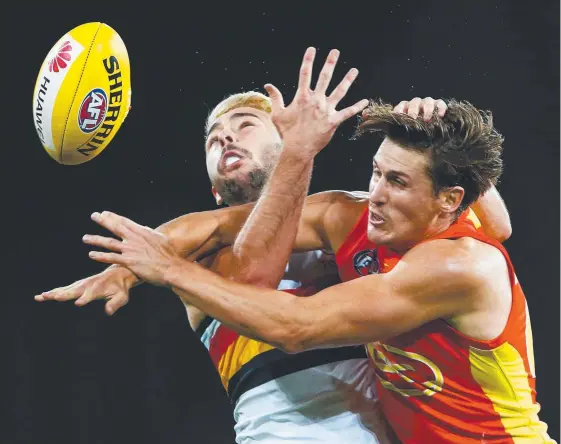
[3,2,559,443]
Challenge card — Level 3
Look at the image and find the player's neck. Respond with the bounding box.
[226,197,260,207]
[225,191,263,207]
[388,216,454,256]
[418,215,456,246]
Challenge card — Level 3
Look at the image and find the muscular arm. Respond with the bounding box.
[165,239,489,353]
[70,180,507,320]
[115,180,508,289]
[69,181,506,319]
[176,186,366,330]
[166,182,508,262]
[104,203,255,289]
[180,254,216,331]
[470,185,512,242]
[231,148,315,287]
[38,188,365,314]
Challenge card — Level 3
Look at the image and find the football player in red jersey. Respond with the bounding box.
[37,47,543,443]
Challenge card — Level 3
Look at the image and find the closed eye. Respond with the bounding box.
[239,121,255,129]
[389,176,407,186]
[205,134,222,152]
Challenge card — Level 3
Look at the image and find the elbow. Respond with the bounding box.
[232,261,283,289]
[499,225,512,243]
[240,271,281,289]
[492,221,513,243]
[270,327,308,354]
[261,310,311,354]
[267,299,336,354]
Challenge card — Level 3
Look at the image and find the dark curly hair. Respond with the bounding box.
[354,99,504,216]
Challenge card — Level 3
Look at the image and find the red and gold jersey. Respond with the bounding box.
[336,208,554,443]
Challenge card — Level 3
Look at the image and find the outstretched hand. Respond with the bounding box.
[82,211,181,287]
[264,47,369,158]
[34,266,134,316]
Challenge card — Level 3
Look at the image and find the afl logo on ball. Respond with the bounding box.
[353,249,380,276]
[78,88,108,133]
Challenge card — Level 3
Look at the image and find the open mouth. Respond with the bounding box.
[225,155,242,167]
[369,211,385,225]
[220,151,245,173]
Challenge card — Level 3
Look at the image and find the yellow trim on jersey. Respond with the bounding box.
[466,207,482,229]
[524,301,536,378]
[217,336,275,390]
[469,342,553,442]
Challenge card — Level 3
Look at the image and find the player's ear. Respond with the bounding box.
[212,186,223,206]
[439,186,464,215]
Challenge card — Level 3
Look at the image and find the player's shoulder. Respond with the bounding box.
[306,189,369,207]
[304,191,369,250]
[307,190,369,226]
[405,237,505,286]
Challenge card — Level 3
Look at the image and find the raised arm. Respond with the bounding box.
[470,185,512,242]
[224,47,367,288]
[35,46,368,315]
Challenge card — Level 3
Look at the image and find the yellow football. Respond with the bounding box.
[32,22,132,165]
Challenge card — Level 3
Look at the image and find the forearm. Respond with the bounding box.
[156,209,232,260]
[166,258,366,353]
[471,185,512,242]
[106,185,334,293]
[102,208,248,288]
[232,149,315,287]
[166,259,304,351]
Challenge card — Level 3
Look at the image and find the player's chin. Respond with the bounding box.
[367,223,392,245]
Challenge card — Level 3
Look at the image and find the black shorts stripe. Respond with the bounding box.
[228,346,367,405]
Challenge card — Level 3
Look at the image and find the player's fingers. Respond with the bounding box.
[327,68,359,108]
[296,47,316,94]
[74,286,97,307]
[421,97,436,122]
[335,99,370,124]
[435,99,448,117]
[88,251,127,266]
[393,100,409,114]
[90,211,125,238]
[314,49,340,95]
[406,97,422,119]
[53,286,85,301]
[264,83,285,110]
[34,287,62,301]
[91,211,141,239]
[82,234,124,253]
[36,282,84,302]
[105,293,129,316]
[361,102,373,120]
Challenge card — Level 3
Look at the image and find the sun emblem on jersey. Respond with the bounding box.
[367,343,444,397]
[353,249,380,276]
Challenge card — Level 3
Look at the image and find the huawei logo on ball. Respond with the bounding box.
[78,88,108,133]
[48,41,73,73]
